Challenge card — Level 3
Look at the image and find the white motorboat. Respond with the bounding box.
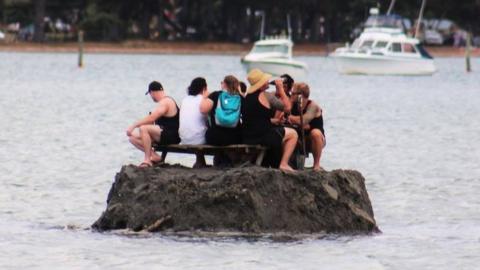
[241,37,308,81]
[331,8,436,76]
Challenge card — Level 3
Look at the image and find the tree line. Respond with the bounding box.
[1,0,479,42]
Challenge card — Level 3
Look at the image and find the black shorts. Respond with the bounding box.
[154,129,180,150]
[206,127,242,146]
[243,127,285,168]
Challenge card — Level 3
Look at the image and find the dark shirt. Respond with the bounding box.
[154,97,180,132]
[205,90,241,146]
[241,91,276,144]
[291,100,325,136]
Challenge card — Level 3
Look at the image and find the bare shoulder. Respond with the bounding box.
[159,97,175,108]
[308,100,323,114]
[161,96,178,115]
[306,99,318,109]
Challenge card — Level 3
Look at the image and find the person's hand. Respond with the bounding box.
[287,115,294,123]
[274,79,286,96]
[271,118,281,125]
[126,126,135,136]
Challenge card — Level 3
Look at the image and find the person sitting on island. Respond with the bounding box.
[241,69,298,172]
[280,73,294,97]
[200,75,242,166]
[271,73,295,125]
[288,83,326,171]
[126,81,180,167]
[179,77,209,168]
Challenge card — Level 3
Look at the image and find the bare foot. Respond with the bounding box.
[150,152,163,164]
[150,156,163,165]
[313,166,325,172]
[279,164,296,173]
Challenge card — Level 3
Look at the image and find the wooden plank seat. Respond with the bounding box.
[153,144,268,166]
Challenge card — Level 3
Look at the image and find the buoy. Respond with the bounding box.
[466,32,472,73]
[78,30,84,68]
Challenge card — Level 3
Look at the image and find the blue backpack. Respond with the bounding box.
[214,91,241,128]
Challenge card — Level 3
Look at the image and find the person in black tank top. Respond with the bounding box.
[243,69,298,172]
[288,83,326,171]
[126,81,180,167]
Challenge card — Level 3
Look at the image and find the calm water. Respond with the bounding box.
[1,52,479,269]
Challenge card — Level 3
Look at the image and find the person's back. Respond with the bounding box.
[179,94,206,144]
[201,75,242,146]
[241,90,274,144]
[178,77,209,168]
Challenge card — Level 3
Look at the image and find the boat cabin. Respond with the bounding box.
[248,37,293,59]
[348,28,432,59]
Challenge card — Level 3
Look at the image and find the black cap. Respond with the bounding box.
[145,81,163,95]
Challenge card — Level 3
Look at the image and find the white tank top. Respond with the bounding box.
[179,94,207,144]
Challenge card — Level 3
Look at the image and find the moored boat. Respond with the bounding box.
[241,37,308,80]
[331,6,436,76]
[332,27,436,75]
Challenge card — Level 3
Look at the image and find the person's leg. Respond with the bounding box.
[193,153,206,168]
[310,129,325,171]
[279,127,298,172]
[129,129,163,162]
[139,125,162,166]
[128,129,144,151]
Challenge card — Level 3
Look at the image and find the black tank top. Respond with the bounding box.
[154,97,180,132]
[291,100,325,136]
[241,91,275,143]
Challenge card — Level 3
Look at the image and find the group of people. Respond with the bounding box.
[126,68,325,172]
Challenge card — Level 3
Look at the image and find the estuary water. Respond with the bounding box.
[0,52,479,269]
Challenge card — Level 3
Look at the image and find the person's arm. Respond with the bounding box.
[126,100,168,136]
[265,92,284,111]
[200,92,215,114]
[271,111,284,125]
[288,102,318,127]
[274,79,291,113]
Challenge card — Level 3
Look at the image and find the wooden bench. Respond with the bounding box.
[153,144,268,166]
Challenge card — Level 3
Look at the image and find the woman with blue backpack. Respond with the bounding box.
[200,75,242,148]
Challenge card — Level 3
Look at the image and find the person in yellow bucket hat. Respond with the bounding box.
[241,69,298,172]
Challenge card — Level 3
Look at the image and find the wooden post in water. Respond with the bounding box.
[466,32,472,72]
[78,30,84,68]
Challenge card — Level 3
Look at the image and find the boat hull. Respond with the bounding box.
[332,54,436,76]
[241,58,307,81]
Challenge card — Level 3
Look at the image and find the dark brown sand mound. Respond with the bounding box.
[92,164,379,235]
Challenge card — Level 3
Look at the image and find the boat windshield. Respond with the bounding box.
[252,45,289,54]
[374,41,389,48]
[360,40,374,48]
[389,42,402,52]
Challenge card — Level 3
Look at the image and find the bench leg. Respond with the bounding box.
[255,150,266,166]
[161,151,168,162]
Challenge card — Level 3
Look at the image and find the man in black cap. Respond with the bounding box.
[126,81,180,167]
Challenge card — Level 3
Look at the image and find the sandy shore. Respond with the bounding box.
[1,40,479,57]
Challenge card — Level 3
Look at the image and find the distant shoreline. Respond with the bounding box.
[1,40,479,57]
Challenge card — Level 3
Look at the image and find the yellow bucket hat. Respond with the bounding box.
[246,69,272,94]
